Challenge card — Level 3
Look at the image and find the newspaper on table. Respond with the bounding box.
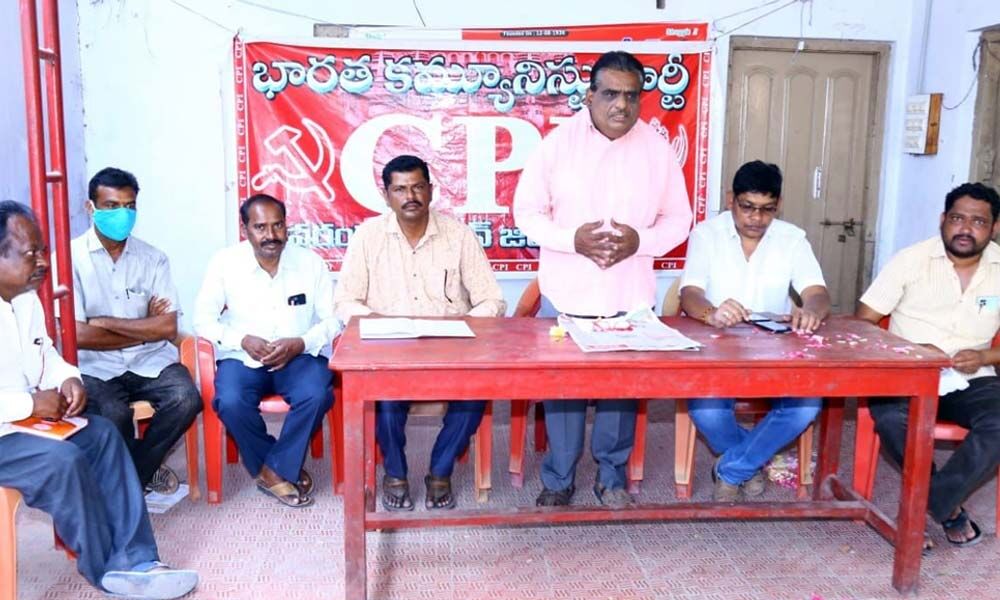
[557,307,703,353]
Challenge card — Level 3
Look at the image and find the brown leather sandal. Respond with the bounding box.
[255,478,313,508]
[382,475,414,512]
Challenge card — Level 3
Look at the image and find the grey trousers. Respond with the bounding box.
[537,295,637,492]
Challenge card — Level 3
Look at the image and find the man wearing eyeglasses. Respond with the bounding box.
[857,182,1000,549]
[679,160,830,502]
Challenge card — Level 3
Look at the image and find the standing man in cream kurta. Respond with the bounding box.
[334,154,506,512]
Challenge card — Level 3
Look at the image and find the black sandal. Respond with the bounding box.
[535,485,575,507]
[424,474,457,510]
[381,475,414,512]
[942,507,983,547]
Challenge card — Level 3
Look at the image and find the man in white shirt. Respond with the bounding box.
[194,194,341,508]
[0,201,197,598]
[72,167,201,493]
[679,161,830,502]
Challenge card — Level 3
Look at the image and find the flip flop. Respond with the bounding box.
[255,478,313,508]
[424,474,456,510]
[943,507,983,547]
[296,468,314,496]
[101,561,199,599]
[382,475,414,512]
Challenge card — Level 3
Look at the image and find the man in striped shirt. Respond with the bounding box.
[857,182,1000,548]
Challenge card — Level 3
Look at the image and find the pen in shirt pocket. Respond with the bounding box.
[443,269,452,303]
[125,287,147,300]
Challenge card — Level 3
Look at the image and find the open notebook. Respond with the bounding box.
[359,318,475,339]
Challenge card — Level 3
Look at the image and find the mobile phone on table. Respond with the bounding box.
[752,319,792,334]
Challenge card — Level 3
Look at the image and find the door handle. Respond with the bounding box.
[819,218,859,236]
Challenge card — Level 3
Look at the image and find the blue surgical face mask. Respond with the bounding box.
[92,207,137,242]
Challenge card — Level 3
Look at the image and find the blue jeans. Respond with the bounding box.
[688,397,821,485]
[376,400,487,479]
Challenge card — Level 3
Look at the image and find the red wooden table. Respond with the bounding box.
[329,316,949,599]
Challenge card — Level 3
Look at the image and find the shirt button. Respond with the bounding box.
[413,296,418,300]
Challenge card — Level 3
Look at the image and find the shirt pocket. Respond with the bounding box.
[423,264,463,315]
[122,290,150,319]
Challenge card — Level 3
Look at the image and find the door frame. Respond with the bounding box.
[723,36,891,295]
[971,28,1000,184]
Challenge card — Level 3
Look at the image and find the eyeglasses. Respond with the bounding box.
[735,200,778,216]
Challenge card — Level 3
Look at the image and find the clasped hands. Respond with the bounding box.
[707,298,824,334]
[241,335,305,371]
[31,378,86,420]
[574,220,640,270]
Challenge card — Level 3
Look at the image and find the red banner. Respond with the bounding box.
[234,30,711,272]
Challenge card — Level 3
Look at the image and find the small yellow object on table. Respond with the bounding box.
[549,325,566,339]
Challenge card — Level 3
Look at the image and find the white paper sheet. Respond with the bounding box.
[360,318,475,339]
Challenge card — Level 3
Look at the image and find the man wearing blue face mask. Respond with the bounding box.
[70,167,201,494]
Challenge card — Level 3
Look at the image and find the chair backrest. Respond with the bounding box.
[514,279,541,317]
[662,278,682,317]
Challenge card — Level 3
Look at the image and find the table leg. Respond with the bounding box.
[813,397,843,500]
[364,401,376,513]
[892,393,938,595]
[343,387,367,600]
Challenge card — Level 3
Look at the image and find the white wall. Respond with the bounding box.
[65,0,996,324]
[0,0,88,234]
[889,0,1000,258]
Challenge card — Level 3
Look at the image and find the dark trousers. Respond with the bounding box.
[376,401,487,479]
[537,295,637,491]
[213,354,333,483]
[0,416,158,587]
[869,375,1000,523]
[83,363,202,487]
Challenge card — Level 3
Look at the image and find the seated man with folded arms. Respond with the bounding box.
[0,201,197,599]
[334,154,506,511]
[72,167,201,494]
[857,182,1000,548]
[194,193,341,508]
[679,161,830,502]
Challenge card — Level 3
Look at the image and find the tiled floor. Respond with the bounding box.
[14,402,1000,599]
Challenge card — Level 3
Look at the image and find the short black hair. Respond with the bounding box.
[732,161,783,199]
[589,51,645,91]
[239,193,286,225]
[944,182,1000,221]
[0,200,36,256]
[381,155,430,189]
[88,167,140,200]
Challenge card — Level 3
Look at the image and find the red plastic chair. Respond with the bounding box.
[509,279,648,493]
[0,488,20,600]
[853,317,1000,535]
[194,337,343,504]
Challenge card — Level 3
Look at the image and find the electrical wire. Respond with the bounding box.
[412,0,427,27]
[942,38,983,111]
[166,0,235,33]
[712,0,800,39]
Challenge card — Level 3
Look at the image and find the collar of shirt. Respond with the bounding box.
[384,211,442,251]
[85,226,133,258]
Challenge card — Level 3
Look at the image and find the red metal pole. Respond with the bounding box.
[19,0,57,339]
[40,0,78,364]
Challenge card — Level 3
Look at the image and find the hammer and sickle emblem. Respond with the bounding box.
[250,118,336,203]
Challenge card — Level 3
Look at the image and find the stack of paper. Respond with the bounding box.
[558,307,702,353]
[360,318,475,339]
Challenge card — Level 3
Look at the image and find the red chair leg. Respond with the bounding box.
[225,432,239,465]
[331,398,344,495]
[310,427,324,459]
[508,400,529,488]
[534,402,548,452]
[204,405,225,504]
[475,402,493,503]
[627,399,648,494]
[185,423,201,501]
[853,400,881,499]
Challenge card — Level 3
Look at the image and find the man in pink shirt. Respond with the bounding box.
[514,51,692,508]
